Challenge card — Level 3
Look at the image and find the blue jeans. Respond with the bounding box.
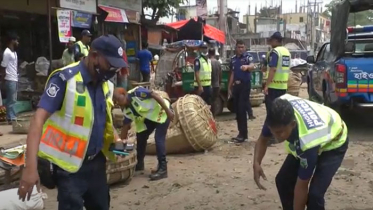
[275,139,348,210]
[5,80,17,120]
[55,152,110,210]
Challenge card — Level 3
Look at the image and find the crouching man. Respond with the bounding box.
[253,94,348,210]
[116,87,174,181]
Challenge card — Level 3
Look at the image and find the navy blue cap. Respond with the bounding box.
[81,29,92,37]
[269,32,283,41]
[91,35,127,68]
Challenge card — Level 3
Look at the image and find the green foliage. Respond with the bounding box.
[142,0,188,21]
[323,0,373,26]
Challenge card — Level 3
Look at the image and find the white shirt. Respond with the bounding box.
[1,47,18,81]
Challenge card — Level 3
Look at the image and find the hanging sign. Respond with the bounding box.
[71,11,92,28]
[57,10,72,43]
[59,0,97,14]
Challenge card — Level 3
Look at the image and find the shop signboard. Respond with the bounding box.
[57,10,72,43]
[98,0,141,13]
[99,5,129,23]
[71,11,92,28]
[59,0,97,14]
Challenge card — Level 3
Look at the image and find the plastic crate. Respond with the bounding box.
[1,99,32,114]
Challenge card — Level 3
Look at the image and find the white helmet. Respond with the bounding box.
[154,54,159,61]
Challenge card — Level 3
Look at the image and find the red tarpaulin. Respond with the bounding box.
[166,18,225,44]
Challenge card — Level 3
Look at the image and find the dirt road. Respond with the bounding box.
[4,86,373,209]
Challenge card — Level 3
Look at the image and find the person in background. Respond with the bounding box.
[75,29,92,57]
[194,42,212,105]
[228,40,255,143]
[263,32,291,145]
[136,42,153,82]
[215,51,223,64]
[260,53,268,89]
[61,36,76,66]
[209,48,222,116]
[74,53,84,62]
[1,33,19,124]
[119,38,129,89]
[17,35,128,209]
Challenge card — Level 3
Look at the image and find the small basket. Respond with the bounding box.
[106,150,137,185]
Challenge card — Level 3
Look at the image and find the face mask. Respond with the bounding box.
[95,65,118,81]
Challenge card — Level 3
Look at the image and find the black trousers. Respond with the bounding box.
[232,81,251,139]
[141,71,150,82]
[276,139,348,210]
[136,119,170,164]
[56,152,109,210]
[264,88,287,113]
[211,87,220,116]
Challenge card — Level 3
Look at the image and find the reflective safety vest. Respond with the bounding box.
[38,63,116,173]
[123,87,170,133]
[194,57,212,86]
[268,46,290,89]
[76,41,90,56]
[280,94,348,158]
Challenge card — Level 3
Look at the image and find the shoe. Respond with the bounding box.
[234,137,248,143]
[149,161,168,181]
[135,161,144,171]
[249,115,256,120]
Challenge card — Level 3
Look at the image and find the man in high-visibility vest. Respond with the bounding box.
[253,94,348,210]
[263,32,291,145]
[17,35,128,209]
[194,42,212,104]
[75,29,92,57]
[116,87,174,181]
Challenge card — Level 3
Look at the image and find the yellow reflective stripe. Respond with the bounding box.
[39,143,82,167]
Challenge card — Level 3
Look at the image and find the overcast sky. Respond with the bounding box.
[158,0,332,23]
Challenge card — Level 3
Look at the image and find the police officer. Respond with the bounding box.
[194,42,212,104]
[117,87,174,181]
[253,94,348,210]
[264,32,290,104]
[228,40,255,143]
[18,35,128,210]
[75,29,92,57]
[263,32,291,145]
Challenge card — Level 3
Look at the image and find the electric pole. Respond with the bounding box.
[218,0,227,60]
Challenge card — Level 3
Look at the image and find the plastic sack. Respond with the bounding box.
[0,187,46,210]
[35,57,50,76]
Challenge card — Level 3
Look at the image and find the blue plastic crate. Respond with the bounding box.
[2,99,32,114]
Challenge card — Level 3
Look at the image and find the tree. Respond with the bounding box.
[323,0,373,26]
[142,0,188,22]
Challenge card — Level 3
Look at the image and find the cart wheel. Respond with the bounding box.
[213,97,224,116]
[227,97,235,113]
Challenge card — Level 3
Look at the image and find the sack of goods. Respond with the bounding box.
[287,71,302,96]
[146,93,218,155]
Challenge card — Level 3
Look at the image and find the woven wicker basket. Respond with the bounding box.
[146,123,194,154]
[106,150,137,185]
[176,94,218,152]
[12,113,34,134]
[287,72,301,96]
[250,93,265,107]
[112,108,124,128]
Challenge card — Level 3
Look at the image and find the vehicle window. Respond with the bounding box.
[321,44,330,60]
[316,45,327,61]
[258,51,266,60]
[350,40,373,53]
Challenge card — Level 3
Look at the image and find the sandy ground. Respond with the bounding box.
[2,86,373,210]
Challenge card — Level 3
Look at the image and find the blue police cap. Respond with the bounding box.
[91,35,127,68]
[269,32,283,41]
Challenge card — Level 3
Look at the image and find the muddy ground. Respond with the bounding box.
[2,86,373,210]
